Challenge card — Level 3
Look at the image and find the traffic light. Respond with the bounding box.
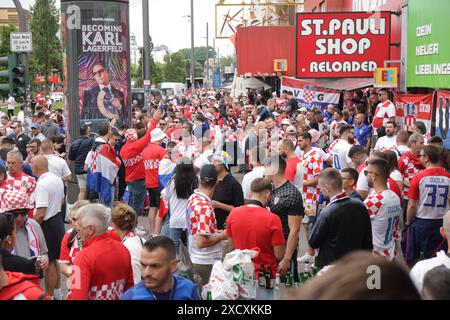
[0,53,25,100]
[0,55,10,96]
[11,54,25,100]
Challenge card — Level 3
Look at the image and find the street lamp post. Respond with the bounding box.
[142,0,151,110]
[190,0,195,91]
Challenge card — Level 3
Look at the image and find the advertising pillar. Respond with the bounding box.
[61,0,131,142]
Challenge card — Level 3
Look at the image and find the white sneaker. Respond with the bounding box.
[297,253,315,263]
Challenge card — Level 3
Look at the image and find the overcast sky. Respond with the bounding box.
[4,0,235,56]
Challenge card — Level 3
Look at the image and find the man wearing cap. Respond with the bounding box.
[30,123,46,142]
[143,127,167,235]
[120,109,161,218]
[1,190,49,277]
[210,151,244,230]
[187,164,227,286]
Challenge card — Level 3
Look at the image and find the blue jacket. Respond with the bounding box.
[120,275,199,300]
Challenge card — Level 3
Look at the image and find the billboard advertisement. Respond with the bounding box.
[296,12,391,78]
[281,76,340,111]
[406,0,450,89]
[393,93,433,132]
[435,91,450,149]
[62,0,130,137]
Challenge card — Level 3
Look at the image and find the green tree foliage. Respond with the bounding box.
[0,25,17,56]
[29,0,62,88]
[131,35,166,88]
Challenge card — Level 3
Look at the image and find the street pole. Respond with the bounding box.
[190,0,195,91]
[12,0,30,132]
[142,0,151,110]
[206,22,209,89]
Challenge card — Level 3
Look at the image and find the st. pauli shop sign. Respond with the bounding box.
[394,93,432,132]
[281,76,340,111]
[296,12,391,78]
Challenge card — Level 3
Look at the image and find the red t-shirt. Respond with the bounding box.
[143,143,167,189]
[120,118,158,182]
[226,206,286,277]
[387,177,402,200]
[68,233,133,300]
[285,156,302,184]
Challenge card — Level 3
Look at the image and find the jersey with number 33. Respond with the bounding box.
[408,168,450,220]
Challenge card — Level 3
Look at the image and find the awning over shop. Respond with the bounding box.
[302,78,374,91]
[231,76,273,97]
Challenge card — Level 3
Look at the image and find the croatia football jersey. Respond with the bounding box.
[364,189,402,259]
[301,149,323,206]
[408,168,450,220]
[398,152,423,199]
[331,139,352,170]
[373,100,396,129]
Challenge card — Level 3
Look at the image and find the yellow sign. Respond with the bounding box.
[374,67,398,88]
[274,59,288,72]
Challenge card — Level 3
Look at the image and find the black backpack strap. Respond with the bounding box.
[67,229,78,250]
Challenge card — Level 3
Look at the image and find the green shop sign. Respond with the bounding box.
[407,0,450,89]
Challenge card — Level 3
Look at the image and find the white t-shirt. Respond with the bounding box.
[8,96,16,110]
[34,172,65,221]
[364,189,402,259]
[374,135,397,152]
[331,139,352,170]
[397,145,410,157]
[356,169,370,193]
[241,166,265,199]
[122,234,145,285]
[390,170,402,183]
[162,180,190,229]
[33,133,47,142]
[409,251,450,293]
[193,149,213,171]
[45,154,71,179]
[373,100,396,129]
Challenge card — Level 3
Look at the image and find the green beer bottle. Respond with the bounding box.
[206,291,212,300]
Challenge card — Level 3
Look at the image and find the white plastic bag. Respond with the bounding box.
[202,261,239,300]
[223,249,259,299]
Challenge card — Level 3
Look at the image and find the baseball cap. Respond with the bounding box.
[200,164,217,181]
[31,123,41,129]
[210,150,232,171]
[309,129,321,144]
[286,125,296,134]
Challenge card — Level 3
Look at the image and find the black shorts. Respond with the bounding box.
[41,213,65,261]
[147,188,161,208]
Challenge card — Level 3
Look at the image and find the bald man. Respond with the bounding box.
[410,210,450,294]
[31,155,65,297]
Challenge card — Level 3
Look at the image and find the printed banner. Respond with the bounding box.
[394,94,433,132]
[281,77,340,111]
[296,12,391,78]
[77,3,130,130]
[435,90,450,149]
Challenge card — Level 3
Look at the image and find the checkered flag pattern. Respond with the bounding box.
[0,190,31,213]
[89,279,126,300]
[303,89,315,104]
[364,193,384,216]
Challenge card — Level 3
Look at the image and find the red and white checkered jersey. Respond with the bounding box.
[398,152,424,199]
[331,139,352,171]
[223,126,237,143]
[408,168,450,220]
[330,120,347,141]
[364,189,402,260]
[187,190,223,264]
[326,139,339,155]
[301,149,323,205]
[4,172,36,208]
[177,137,200,160]
[373,100,396,129]
[68,233,133,300]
